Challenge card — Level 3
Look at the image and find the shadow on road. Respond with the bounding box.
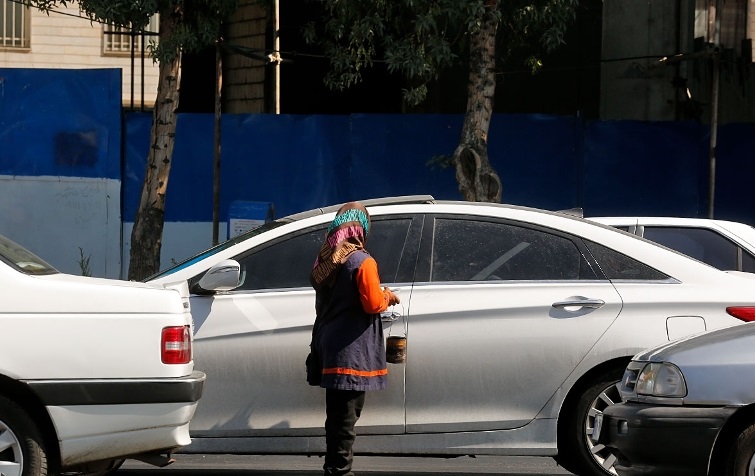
[116,454,572,476]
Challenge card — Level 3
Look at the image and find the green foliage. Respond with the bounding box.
[503,0,579,53]
[427,154,454,170]
[304,0,580,106]
[77,247,91,277]
[23,0,238,63]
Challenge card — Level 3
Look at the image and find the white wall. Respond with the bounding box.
[0,175,222,279]
[121,222,227,279]
[0,176,121,278]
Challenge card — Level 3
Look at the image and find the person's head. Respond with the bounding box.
[310,201,370,290]
[329,201,370,245]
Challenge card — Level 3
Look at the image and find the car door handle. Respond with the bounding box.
[552,298,606,309]
[380,311,401,322]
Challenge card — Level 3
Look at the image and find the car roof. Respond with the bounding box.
[281,195,437,222]
[282,195,587,224]
[590,216,753,228]
[590,216,755,247]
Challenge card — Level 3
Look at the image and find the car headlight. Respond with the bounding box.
[635,362,687,397]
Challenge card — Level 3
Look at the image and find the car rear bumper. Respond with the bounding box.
[26,370,206,405]
[26,371,206,467]
[598,402,736,476]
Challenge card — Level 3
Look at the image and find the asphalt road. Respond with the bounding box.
[118,454,575,476]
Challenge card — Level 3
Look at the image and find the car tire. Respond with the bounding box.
[724,422,755,476]
[556,368,623,476]
[0,395,48,476]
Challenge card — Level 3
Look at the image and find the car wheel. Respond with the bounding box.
[724,422,755,476]
[556,368,623,476]
[0,395,48,476]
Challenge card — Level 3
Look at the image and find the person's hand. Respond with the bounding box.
[384,287,400,306]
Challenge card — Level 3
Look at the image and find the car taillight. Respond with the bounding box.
[161,326,191,364]
[726,307,755,322]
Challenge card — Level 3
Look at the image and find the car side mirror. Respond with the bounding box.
[195,259,241,293]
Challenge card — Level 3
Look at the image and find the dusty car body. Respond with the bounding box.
[149,196,755,476]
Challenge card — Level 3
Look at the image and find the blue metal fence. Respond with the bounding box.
[3,68,754,227]
[123,112,755,224]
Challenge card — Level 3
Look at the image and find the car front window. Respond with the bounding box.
[148,220,287,280]
[228,217,416,291]
[0,235,58,275]
[430,218,597,282]
[233,226,326,291]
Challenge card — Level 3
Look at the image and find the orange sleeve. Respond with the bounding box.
[355,256,390,314]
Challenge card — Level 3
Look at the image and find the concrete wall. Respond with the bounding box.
[601,1,695,121]
[601,0,755,122]
[0,177,122,277]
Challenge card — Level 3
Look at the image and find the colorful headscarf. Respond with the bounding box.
[310,202,371,291]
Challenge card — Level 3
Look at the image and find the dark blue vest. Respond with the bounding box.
[313,250,387,391]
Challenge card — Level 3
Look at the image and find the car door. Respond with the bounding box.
[403,215,623,433]
[187,214,422,438]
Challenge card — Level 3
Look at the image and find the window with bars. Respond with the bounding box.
[1,0,30,49]
[694,0,749,55]
[103,14,159,54]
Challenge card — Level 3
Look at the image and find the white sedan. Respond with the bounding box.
[149,196,755,476]
[0,234,206,476]
[590,216,755,272]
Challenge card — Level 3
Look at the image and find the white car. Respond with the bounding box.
[149,196,755,476]
[0,234,206,476]
[590,216,755,272]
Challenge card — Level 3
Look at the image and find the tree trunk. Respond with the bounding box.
[128,12,182,281]
[453,0,502,203]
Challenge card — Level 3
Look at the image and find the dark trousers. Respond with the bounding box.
[324,389,366,476]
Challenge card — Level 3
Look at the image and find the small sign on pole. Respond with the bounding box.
[227,201,275,239]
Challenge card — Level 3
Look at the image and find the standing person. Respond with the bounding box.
[309,201,400,476]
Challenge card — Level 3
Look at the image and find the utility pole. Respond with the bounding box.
[212,40,223,245]
[707,0,722,219]
[272,0,281,114]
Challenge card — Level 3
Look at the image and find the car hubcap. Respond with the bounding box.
[585,380,621,475]
[748,451,755,476]
[0,420,23,476]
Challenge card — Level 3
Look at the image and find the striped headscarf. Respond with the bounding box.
[310,202,371,291]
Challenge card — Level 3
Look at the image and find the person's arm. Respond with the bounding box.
[355,256,400,314]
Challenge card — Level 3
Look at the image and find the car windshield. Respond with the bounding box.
[146,220,287,281]
[0,235,58,275]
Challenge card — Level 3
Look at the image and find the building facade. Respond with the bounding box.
[3,1,754,120]
[222,0,268,114]
[0,1,160,109]
[601,0,755,122]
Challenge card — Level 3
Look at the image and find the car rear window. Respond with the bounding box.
[642,226,746,271]
[584,240,670,281]
[0,235,58,275]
